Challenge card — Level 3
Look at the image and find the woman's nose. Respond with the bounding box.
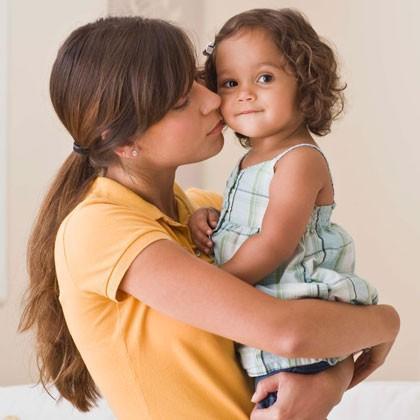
[198,82,221,115]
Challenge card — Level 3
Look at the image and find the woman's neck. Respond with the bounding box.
[105,164,179,220]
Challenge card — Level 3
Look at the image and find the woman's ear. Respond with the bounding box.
[113,144,133,159]
[114,143,139,159]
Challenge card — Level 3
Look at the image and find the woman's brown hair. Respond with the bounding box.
[19,16,196,411]
[203,8,346,147]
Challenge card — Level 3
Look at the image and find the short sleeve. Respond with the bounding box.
[58,203,170,302]
[185,188,223,211]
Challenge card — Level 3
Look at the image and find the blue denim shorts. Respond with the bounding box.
[254,361,332,409]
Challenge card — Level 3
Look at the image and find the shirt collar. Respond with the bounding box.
[91,177,194,225]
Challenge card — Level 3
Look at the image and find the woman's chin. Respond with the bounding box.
[206,133,225,159]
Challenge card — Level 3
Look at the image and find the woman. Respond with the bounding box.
[19,16,399,420]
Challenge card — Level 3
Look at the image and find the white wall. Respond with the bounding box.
[200,0,420,381]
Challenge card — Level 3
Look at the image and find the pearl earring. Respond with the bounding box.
[131,149,138,157]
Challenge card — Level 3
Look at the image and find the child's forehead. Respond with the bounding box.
[216,27,286,71]
[223,26,276,46]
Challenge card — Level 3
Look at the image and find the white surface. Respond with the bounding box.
[329,381,420,420]
[0,384,115,419]
[1,381,419,419]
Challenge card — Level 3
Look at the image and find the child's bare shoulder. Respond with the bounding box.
[274,145,329,176]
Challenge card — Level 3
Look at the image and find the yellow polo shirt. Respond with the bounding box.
[55,177,253,420]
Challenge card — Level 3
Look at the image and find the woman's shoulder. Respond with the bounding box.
[185,187,223,211]
[56,180,169,265]
[55,185,171,298]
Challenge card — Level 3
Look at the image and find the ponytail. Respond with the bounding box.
[19,154,99,411]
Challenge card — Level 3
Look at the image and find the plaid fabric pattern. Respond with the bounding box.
[213,144,378,377]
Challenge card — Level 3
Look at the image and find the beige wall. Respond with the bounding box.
[1,0,418,386]
[0,0,108,386]
[0,0,205,387]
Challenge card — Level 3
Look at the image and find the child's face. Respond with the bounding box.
[215,28,301,140]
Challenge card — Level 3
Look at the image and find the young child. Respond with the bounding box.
[189,8,378,408]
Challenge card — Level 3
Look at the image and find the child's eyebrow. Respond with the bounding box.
[216,70,235,81]
[258,62,284,70]
[217,62,284,78]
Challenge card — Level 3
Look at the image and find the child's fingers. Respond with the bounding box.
[207,208,220,228]
[191,230,213,252]
[195,230,212,246]
[195,212,214,235]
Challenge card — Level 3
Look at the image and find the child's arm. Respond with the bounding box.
[222,148,330,285]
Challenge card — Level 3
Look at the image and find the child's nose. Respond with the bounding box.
[237,85,256,102]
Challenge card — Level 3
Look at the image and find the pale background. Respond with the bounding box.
[1,0,419,386]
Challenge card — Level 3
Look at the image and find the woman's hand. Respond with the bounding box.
[348,339,395,389]
[187,207,220,255]
[250,357,354,420]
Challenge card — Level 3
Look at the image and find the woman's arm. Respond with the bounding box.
[119,239,400,359]
[251,357,354,420]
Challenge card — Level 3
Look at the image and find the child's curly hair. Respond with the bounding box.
[203,8,346,147]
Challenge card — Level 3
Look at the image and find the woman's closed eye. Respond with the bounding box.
[257,73,273,84]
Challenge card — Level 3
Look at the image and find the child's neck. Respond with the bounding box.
[247,125,314,163]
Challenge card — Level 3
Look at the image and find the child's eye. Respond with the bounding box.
[257,74,273,84]
[221,80,238,89]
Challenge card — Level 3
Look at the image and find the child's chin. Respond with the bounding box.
[235,130,261,139]
[229,126,254,138]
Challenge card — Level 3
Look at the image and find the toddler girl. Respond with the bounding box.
[190,8,378,408]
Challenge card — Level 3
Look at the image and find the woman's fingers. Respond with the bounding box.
[250,404,281,420]
[348,340,394,389]
[251,375,279,403]
[348,351,381,388]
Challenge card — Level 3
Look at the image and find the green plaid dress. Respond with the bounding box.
[212,144,378,377]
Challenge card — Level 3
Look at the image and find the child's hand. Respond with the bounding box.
[188,207,220,255]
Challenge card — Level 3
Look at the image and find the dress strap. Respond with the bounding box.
[272,143,325,164]
[273,143,335,195]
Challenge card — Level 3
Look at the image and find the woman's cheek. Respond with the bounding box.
[220,99,232,122]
